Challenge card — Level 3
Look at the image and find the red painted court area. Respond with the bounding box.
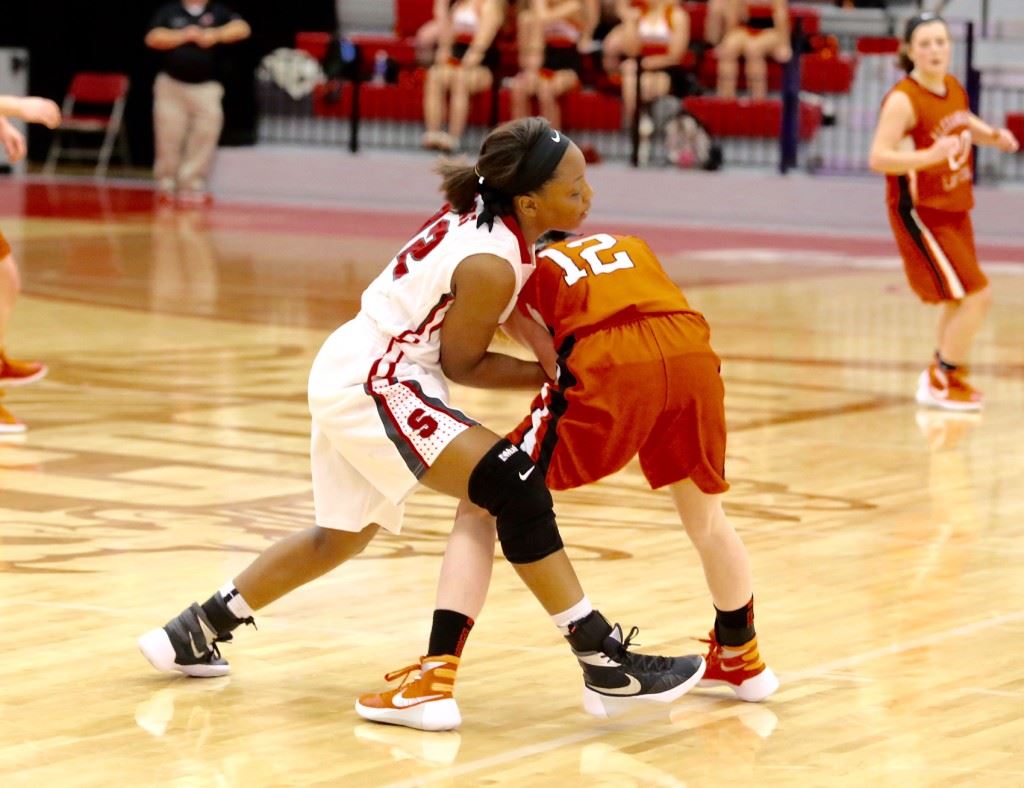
[4,180,1024,265]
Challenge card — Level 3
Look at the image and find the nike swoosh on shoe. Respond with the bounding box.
[390,690,447,708]
[589,675,642,696]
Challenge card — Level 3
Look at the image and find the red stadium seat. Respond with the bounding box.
[296,31,332,62]
[683,95,822,140]
[801,53,857,94]
[698,51,786,93]
[856,37,901,55]
[1007,114,1024,149]
[348,33,419,72]
[312,81,355,118]
[395,0,434,39]
[697,51,854,95]
[685,2,708,42]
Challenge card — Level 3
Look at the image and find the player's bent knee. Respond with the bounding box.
[311,524,378,563]
[467,439,563,564]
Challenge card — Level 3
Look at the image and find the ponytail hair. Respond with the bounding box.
[436,117,572,230]
[897,46,913,73]
[437,160,479,214]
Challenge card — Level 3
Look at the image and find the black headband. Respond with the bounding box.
[510,127,572,195]
[476,126,572,230]
[904,12,944,43]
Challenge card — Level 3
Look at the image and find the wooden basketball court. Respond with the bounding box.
[1,183,1023,786]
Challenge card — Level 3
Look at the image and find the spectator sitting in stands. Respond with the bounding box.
[510,1,597,130]
[421,0,508,153]
[707,0,791,100]
[605,1,690,129]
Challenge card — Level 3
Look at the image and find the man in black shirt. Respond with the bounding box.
[146,1,250,204]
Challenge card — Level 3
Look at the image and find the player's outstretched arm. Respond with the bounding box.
[0,95,61,128]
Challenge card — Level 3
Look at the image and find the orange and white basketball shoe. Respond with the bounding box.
[356,655,461,732]
[0,401,26,434]
[699,630,778,702]
[916,363,983,412]
[0,352,47,387]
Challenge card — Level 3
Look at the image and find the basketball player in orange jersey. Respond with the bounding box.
[0,94,61,433]
[510,0,597,131]
[707,0,791,100]
[358,231,777,731]
[869,12,1018,411]
[139,118,706,731]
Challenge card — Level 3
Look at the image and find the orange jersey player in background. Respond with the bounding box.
[359,231,778,731]
[0,94,61,432]
[869,12,1018,412]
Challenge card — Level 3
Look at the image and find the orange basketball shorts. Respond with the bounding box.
[507,312,729,494]
[887,203,988,303]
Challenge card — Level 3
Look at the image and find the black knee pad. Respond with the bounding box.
[467,439,563,564]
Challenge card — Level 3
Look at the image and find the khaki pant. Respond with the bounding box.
[153,72,224,194]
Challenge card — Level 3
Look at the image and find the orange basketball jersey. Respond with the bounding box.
[884,75,974,212]
[516,233,694,346]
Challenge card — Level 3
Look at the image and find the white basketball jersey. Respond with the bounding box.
[359,204,535,377]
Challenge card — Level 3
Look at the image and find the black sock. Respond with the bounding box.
[427,609,475,657]
[715,597,755,647]
[200,592,245,637]
[935,351,958,372]
[566,610,613,651]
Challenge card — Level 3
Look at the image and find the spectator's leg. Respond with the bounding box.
[178,81,225,197]
[620,58,638,128]
[422,64,452,146]
[715,30,747,98]
[448,67,492,149]
[152,73,190,196]
[745,30,791,101]
[538,71,578,130]
[602,24,630,75]
[640,71,670,105]
[511,70,539,120]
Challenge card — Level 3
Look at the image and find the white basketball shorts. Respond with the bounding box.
[307,314,478,533]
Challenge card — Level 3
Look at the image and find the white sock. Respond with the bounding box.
[220,581,255,620]
[551,595,593,635]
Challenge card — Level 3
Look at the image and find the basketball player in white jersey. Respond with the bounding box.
[139,117,705,731]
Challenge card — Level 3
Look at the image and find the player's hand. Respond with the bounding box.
[182,25,202,43]
[993,127,1019,153]
[0,118,27,162]
[927,135,962,165]
[460,49,483,68]
[196,28,219,48]
[772,42,793,63]
[18,97,61,128]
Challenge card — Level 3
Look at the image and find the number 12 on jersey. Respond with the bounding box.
[539,233,636,286]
